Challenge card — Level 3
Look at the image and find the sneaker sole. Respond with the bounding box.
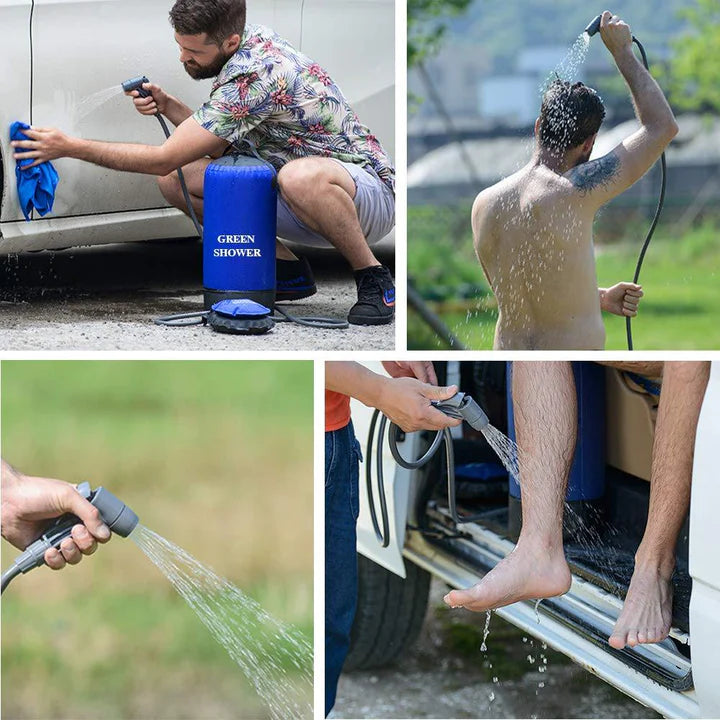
[347,314,394,326]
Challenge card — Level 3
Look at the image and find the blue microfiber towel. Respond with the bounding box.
[10,121,60,221]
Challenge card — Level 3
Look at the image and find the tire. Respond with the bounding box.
[344,553,431,671]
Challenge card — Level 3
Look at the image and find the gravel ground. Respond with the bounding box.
[332,580,661,720]
[0,238,395,351]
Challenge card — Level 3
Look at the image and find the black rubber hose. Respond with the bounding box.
[153,113,203,238]
[366,409,486,547]
[626,36,667,351]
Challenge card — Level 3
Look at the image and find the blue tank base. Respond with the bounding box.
[507,495,605,544]
[203,288,276,311]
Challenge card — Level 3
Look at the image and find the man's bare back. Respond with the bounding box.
[474,163,605,350]
[472,11,677,350]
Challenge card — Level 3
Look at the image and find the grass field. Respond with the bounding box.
[1,361,313,720]
[408,204,720,350]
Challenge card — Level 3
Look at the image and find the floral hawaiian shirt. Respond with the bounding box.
[193,25,395,193]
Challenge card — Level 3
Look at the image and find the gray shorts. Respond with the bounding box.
[277,159,395,248]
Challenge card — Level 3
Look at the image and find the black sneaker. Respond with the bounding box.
[348,264,395,326]
[276,256,317,301]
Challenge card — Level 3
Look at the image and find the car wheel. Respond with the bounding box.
[344,553,431,671]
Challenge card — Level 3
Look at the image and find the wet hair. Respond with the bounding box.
[169,0,246,46]
[538,79,605,153]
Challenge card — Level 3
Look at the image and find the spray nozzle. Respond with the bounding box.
[90,486,139,537]
[584,15,602,37]
[1,483,138,592]
[121,75,151,98]
[433,391,489,431]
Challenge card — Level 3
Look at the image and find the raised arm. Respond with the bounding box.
[566,11,678,208]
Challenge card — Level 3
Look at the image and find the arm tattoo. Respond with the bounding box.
[567,152,620,196]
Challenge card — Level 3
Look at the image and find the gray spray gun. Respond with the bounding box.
[121,75,152,99]
[1,482,138,593]
[433,391,489,431]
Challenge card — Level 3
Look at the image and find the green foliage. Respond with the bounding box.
[408,0,473,67]
[664,0,720,112]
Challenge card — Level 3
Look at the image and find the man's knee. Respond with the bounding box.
[277,160,338,203]
[157,172,181,201]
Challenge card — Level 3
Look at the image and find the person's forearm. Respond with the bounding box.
[614,47,677,134]
[67,137,173,176]
[326,362,387,409]
[163,95,194,127]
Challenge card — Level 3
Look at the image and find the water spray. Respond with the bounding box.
[366,391,491,547]
[1,482,138,593]
[583,15,668,350]
[121,76,347,333]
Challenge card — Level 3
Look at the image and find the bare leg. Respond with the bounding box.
[277,158,379,270]
[609,361,710,648]
[157,160,298,260]
[444,362,575,612]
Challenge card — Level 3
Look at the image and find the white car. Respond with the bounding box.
[0,0,394,254]
[350,360,720,719]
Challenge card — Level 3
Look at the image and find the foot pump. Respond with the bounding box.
[583,15,667,351]
[122,76,348,333]
[1,483,138,593]
[366,391,490,547]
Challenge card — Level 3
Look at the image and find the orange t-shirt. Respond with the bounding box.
[325,390,351,432]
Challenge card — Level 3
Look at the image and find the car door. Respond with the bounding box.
[0,0,33,223]
[300,0,395,162]
[689,360,720,717]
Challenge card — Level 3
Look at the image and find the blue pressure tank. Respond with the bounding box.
[202,155,277,309]
[506,362,606,501]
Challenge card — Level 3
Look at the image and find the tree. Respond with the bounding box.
[664,0,720,112]
[408,0,473,67]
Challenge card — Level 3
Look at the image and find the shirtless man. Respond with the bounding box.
[445,361,710,651]
[473,11,678,349]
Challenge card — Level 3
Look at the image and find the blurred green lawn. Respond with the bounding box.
[1,360,313,720]
[408,204,720,350]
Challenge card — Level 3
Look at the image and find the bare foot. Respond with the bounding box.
[443,538,571,612]
[608,561,673,649]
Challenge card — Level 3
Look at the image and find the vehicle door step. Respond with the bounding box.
[408,509,693,700]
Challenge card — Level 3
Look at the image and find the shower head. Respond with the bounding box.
[584,14,602,37]
[434,391,489,430]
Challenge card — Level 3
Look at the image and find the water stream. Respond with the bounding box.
[76,85,124,120]
[480,609,492,652]
[130,524,313,720]
[540,33,591,94]
[479,423,521,481]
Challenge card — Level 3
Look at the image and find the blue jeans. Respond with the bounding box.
[325,421,362,716]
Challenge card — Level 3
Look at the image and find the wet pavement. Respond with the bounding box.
[0,239,395,351]
[332,580,661,719]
